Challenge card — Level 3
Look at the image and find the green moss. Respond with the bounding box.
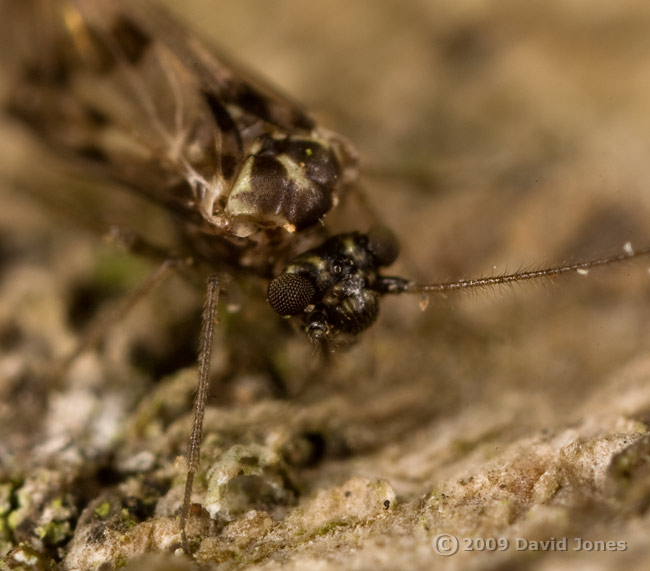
[312,517,358,538]
[451,438,476,454]
[120,509,138,530]
[93,247,150,292]
[34,520,72,546]
[94,501,112,519]
[5,543,53,570]
[0,483,13,517]
[7,510,20,532]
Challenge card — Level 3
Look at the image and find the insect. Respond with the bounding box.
[1,0,650,566]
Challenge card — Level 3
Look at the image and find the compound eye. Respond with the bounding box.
[267,273,316,316]
[367,226,399,267]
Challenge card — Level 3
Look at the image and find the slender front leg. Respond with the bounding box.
[57,256,183,377]
[180,273,220,552]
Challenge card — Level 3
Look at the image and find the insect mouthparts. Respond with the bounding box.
[267,228,409,350]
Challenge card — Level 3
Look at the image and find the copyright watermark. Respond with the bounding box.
[431,535,627,556]
[432,533,460,556]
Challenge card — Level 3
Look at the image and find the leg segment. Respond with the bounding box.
[180,273,220,551]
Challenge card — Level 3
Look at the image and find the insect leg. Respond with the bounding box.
[180,273,220,552]
[57,255,184,374]
[103,224,184,267]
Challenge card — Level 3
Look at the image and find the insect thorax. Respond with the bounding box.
[3,0,412,351]
[214,128,357,239]
[1,0,359,272]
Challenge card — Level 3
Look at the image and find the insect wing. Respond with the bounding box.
[1,0,354,243]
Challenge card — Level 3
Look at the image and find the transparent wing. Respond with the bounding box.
[0,0,315,228]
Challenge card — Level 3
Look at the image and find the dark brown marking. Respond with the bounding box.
[288,109,316,131]
[23,59,71,88]
[250,155,290,208]
[233,85,271,122]
[85,105,110,127]
[111,16,152,64]
[76,145,109,163]
[220,154,238,179]
[249,155,332,229]
[277,139,341,188]
[202,90,237,134]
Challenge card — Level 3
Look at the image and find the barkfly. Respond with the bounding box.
[2,0,650,558]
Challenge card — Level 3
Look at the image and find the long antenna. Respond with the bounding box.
[403,242,650,295]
